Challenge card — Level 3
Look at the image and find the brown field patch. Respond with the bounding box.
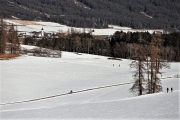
[9,19,42,26]
[108,57,122,60]
[0,54,20,60]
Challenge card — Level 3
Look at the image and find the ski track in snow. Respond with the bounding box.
[0,82,133,106]
[1,90,179,114]
[0,74,175,106]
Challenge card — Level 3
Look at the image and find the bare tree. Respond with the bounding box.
[144,45,151,94]
[0,18,7,54]
[130,46,146,96]
[148,35,170,93]
[8,24,20,54]
[73,36,81,52]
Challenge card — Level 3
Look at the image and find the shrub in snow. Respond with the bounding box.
[20,47,62,58]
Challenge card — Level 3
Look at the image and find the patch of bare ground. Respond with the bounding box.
[0,54,20,60]
[9,19,42,26]
[93,35,108,40]
[108,57,122,60]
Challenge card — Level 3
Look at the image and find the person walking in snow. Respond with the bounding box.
[171,87,173,92]
[167,88,169,93]
[69,90,73,94]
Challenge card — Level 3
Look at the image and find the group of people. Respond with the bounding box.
[166,87,173,93]
[113,64,120,67]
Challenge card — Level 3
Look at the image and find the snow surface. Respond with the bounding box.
[0,45,180,119]
[3,19,135,35]
[4,19,162,36]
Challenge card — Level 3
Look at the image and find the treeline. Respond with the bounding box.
[110,31,180,62]
[24,31,180,62]
[24,33,110,56]
[1,0,180,30]
[0,18,20,54]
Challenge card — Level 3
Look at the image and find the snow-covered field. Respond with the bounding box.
[4,19,130,36]
[0,45,180,119]
[4,19,159,36]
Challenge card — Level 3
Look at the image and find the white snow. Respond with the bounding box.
[4,19,161,36]
[3,19,164,36]
[0,45,179,119]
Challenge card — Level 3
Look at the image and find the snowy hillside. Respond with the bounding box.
[0,45,179,119]
[4,19,161,36]
[4,19,131,36]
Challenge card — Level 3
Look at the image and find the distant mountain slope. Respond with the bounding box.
[0,0,180,30]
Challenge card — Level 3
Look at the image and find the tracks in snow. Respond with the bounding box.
[0,74,177,106]
[0,82,134,106]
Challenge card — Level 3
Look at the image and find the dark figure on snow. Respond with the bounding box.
[119,64,120,67]
[69,90,73,94]
[171,87,173,92]
[167,88,169,93]
[113,64,114,67]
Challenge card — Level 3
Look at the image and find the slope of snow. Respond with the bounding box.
[1,91,179,119]
[4,19,163,35]
[4,19,133,35]
[0,47,179,119]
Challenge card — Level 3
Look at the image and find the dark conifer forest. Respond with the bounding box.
[0,0,180,30]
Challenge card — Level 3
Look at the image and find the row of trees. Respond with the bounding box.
[130,36,170,96]
[0,18,20,54]
[24,31,180,62]
[109,31,180,62]
[24,33,111,56]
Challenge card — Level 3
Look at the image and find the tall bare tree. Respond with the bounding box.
[8,24,20,54]
[130,46,146,96]
[0,18,7,54]
[148,34,170,93]
[73,36,81,52]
